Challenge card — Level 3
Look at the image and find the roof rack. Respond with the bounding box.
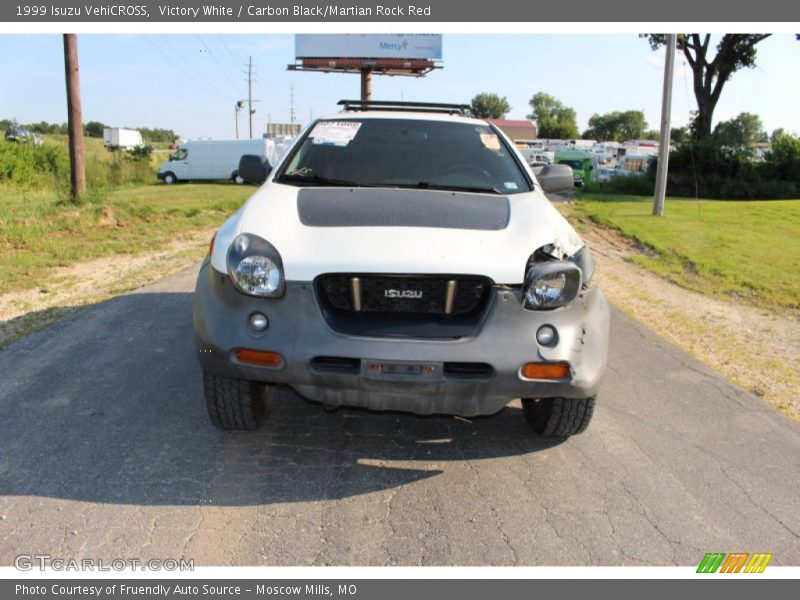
[337,100,470,116]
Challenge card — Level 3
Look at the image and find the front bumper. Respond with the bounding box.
[193,259,610,416]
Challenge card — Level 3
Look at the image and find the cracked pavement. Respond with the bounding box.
[0,264,798,566]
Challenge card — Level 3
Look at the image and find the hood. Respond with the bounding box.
[210,182,584,285]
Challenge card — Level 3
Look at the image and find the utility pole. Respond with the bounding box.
[247,56,254,139]
[653,33,676,216]
[63,34,85,200]
[289,84,296,126]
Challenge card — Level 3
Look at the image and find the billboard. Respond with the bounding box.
[295,34,442,60]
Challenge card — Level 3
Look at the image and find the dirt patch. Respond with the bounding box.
[579,219,800,421]
[0,229,215,347]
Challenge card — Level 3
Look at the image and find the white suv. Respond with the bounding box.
[193,100,609,437]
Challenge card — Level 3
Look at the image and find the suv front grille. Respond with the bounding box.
[318,274,490,316]
[314,274,494,339]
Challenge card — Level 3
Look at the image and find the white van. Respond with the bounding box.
[157,138,270,184]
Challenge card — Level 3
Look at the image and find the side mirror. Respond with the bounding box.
[533,164,574,194]
[238,154,272,185]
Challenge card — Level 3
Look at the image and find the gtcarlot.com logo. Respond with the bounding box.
[697,552,773,573]
[14,554,194,571]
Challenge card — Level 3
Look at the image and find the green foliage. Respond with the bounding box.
[84,121,106,138]
[139,127,178,143]
[763,133,800,183]
[569,194,800,310]
[713,112,765,147]
[0,184,252,294]
[0,136,157,195]
[0,141,69,189]
[582,110,648,142]
[527,92,579,139]
[4,118,179,143]
[583,175,655,196]
[671,127,689,145]
[126,144,154,161]
[469,92,511,119]
[585,132,800,200]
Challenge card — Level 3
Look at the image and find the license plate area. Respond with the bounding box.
[363,359,443,381]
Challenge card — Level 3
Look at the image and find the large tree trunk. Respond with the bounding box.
[693,94,716,140]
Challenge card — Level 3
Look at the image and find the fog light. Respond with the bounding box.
[536,325,557,346]
[249,312,269,332]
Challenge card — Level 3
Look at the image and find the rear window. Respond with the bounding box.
[277,118,531,195]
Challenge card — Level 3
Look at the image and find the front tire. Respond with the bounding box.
[521,397,595,437]
[163,172,177,185]
[203,371,272,430]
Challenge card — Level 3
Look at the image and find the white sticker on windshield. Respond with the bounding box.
[480,132,501,150]
[310,121,362,146]
[503,182,519,190]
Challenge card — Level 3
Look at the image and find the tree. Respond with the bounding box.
[713,112,765,147]
[764,132,800,181]
[527,92,579,139]
[582,110,648,141]
[671,126,689,145]
[771,128,786,143]
[644,34,771,140]
[469,92,511,119]
[84,120,106,138]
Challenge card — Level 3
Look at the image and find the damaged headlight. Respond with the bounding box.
[227,233,285,297]
[522,261,582,310]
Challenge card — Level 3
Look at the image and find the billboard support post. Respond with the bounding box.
[360,68,372,101]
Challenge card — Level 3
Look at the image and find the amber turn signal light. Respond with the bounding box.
[520,362,570,380]
[209,231,217,256]
[235,348,283,368]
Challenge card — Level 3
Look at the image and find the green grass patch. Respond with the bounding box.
[0,183,252,294]
[568,194,800,311]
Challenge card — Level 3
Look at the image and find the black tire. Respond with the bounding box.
[521,397,595,437]
[203,371,271,430]
[163,172,177,184]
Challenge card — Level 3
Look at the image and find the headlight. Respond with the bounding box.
[522,262,582,310]
[226,233,285,297]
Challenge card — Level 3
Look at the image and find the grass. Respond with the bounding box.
[0,182,252,294]
[564,194,800,311]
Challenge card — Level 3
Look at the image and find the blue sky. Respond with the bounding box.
[1,34,798,139]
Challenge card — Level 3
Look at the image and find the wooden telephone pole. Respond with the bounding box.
[63,34,85,199]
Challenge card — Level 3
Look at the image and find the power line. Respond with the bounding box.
[197,35,241,96]
[147,35,227,98]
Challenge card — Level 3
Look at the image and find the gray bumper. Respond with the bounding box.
[193,259,610,416]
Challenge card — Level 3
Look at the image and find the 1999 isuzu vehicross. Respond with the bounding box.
[193,100,610,437]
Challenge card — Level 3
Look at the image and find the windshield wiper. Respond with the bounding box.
[277,174,363,187]
[401,181,505,195]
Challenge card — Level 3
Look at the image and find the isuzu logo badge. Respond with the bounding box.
[384,289,423,299]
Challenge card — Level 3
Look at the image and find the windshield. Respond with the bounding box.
[276,118,531,194]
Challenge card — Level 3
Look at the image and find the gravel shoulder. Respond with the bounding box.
[0,228,214,348]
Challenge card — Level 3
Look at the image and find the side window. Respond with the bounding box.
[172,149,188,161]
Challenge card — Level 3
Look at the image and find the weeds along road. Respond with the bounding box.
[0,263,798,566]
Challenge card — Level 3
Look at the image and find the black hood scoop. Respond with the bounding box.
[297,188,510,231]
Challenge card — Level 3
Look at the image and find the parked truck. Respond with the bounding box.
[103,127,143,150]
